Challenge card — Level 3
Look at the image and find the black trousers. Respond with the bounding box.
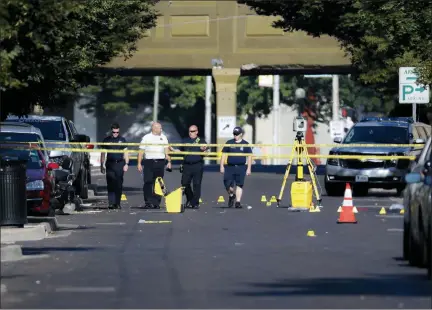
[181,162,204,206]
[143,159,165,206]
[105,160,125,205]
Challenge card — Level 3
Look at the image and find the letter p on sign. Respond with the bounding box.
[402,85,414,101]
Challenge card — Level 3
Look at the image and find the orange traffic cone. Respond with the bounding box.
[337,183,357,224]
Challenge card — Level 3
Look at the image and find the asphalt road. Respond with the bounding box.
[1,167,431,309]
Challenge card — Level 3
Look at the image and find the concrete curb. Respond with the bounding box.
[1,217,58,243]
[27,216,59,232]
[1,244,23,262]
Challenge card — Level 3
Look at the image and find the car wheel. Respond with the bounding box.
[409,214,425,267]
[77,169,89,200]
[403,220,410,260]
[86,167,92,185]
[396,185,405,196]
[427,220,431,280]
[324,179,344,196]
[47,206,56,217]
[353,185,368,197]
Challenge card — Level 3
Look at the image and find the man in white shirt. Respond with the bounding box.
[137,122,172,209]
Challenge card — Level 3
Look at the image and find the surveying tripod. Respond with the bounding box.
[276,131,322,209]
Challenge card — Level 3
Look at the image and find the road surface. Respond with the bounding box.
[1,168,431,308]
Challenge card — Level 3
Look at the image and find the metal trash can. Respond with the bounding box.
[0,157,28,227]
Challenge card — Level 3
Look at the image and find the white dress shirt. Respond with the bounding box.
[139,133,169,159]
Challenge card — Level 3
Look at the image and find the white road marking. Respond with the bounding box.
[94,222,126,226]
[55,286,115,293]
[354,205,391,208]
[387,228,403,232]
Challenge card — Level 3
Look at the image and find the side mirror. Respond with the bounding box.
[61,157,73,171]
[333,137,342,144]
[404,172,422,184]
[75,134,90,143]
[47,162,60,170]
[414,138,425,144]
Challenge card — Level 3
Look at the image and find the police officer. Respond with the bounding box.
[137,122,172,209]
[180,125,208,209]
[219,126,252,208]
[100,123,129,209]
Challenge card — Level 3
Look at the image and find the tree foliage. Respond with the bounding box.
[80,75,209,136]
[238,74,393,128]
[84,73,392,137]
[0,0,158,120]
[239,0,432,100]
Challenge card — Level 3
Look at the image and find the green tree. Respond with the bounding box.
[80,75,209,136]
[237,75,394,129]
[0,0,158,120]
[239,0,432,100]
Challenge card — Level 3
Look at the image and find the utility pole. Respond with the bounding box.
[273,75,280,165]
[332,74,340,121]
[153,76,159,122]
[204,76,212,165]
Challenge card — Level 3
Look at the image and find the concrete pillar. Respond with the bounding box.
[212,68,240,156]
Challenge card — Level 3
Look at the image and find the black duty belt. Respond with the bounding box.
[184,161,203,165]
[226,164,246,167]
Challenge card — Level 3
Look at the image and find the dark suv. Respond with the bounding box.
[325,117,430,196]
[5,115,93,199]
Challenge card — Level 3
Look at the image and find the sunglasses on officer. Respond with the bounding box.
[112,130,120,135]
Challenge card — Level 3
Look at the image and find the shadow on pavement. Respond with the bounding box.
[57,226,95,231]
[233,274,431,297]
[21,246,101,255]
[0,275,26,280]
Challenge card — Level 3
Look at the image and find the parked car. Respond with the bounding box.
[403,137,432,280]
[0,122,50,163]
[5,115,93,199]
[325,117,430,196]
[0,144,59,216]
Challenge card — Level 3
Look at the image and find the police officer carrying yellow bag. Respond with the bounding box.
[100,123,129,209]
[179,125,207,209]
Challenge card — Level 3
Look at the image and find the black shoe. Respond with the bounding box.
[152,204,161,209]
[108,204,116,209]
[235,202,242,209]
[184,201,192,209]
[115,204,122,209]
[191,205,199,209]
[228,194,236,208]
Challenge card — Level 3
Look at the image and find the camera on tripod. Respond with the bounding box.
[293,116,307,133]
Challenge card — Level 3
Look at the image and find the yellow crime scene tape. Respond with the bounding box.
[10,141,425,148]
[4,145,417,160]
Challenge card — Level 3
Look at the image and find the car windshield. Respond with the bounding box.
[6,119,66,141]
[0,132,41,144]
[344,126,409,144]
[0,147,43,170]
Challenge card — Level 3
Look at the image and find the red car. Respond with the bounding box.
[25,147,59,216]
[0,144,59,216]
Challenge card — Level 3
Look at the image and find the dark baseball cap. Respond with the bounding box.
[233,126,243,135]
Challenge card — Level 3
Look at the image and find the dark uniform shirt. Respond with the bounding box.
[103,135,127,161]
[222,139,252,165]
[180,137,207,164]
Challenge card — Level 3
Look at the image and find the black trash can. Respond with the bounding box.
[0,157,28,227]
